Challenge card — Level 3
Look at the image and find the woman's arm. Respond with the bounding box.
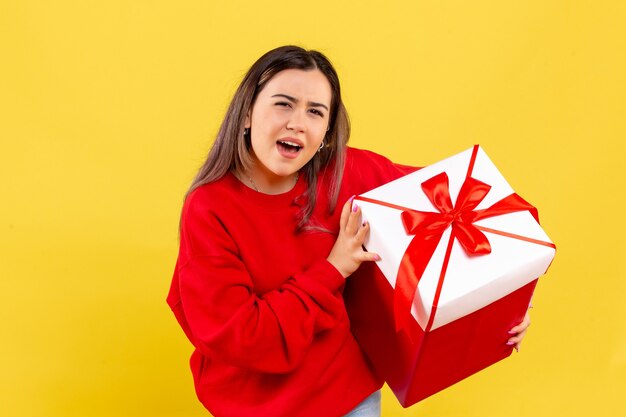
[172,196,348,375]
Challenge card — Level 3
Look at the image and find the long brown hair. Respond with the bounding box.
[184,45,350,230]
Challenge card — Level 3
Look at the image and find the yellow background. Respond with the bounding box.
[1,1,624,416]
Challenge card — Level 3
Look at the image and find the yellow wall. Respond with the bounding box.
[1,1,624,416]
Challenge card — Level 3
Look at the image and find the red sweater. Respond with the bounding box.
[167,147,415,417]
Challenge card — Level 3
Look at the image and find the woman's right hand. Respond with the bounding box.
[327,197,381,278]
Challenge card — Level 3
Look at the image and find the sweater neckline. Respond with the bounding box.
[225,171,307,209]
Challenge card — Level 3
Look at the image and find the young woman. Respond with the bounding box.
[166,45,530,417]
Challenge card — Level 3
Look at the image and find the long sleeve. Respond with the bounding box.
[171,184,347,374]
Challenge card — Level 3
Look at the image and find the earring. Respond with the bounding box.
[244,128,250,136]
[318,140,325,152]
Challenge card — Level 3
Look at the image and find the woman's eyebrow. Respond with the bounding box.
[271,94,329,111]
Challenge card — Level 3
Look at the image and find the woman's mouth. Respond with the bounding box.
[276,140,303,158]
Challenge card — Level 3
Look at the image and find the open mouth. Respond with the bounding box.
[277,140,303,154]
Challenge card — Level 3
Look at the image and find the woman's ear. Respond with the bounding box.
[244,112,251,129]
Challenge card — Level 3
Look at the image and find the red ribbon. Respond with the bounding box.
[354,146,553,334]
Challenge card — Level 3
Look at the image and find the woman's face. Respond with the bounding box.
[245,68,332,185]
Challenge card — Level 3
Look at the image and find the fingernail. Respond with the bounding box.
[508,330,516,334]
[374,254,381,261]
[352,204,358,212]
[506,341,515,346]
[349,195,356,203]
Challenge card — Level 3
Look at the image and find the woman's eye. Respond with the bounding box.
[275,101,291,107]
[309,109,324,117]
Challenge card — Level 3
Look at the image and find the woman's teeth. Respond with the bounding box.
[277,140,302,152]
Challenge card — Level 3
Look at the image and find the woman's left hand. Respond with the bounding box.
[507,310,531,352]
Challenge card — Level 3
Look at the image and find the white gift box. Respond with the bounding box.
[354,145,556,331]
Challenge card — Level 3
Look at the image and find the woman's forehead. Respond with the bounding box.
[260,69,332,105]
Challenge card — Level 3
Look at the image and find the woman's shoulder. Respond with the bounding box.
[344,146,419,183]
[182,174,239,217]
[345,146,393,165]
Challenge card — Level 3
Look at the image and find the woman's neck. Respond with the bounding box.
[237,166,299,195]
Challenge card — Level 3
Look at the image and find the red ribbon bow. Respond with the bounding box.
[394,172,538,334]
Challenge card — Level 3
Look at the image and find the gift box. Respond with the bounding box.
[344,145,556,407]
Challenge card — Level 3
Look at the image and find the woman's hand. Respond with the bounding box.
[507,310,531,352]
[327,197,381,278]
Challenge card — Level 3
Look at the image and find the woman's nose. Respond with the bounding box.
[286,110,306,132]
